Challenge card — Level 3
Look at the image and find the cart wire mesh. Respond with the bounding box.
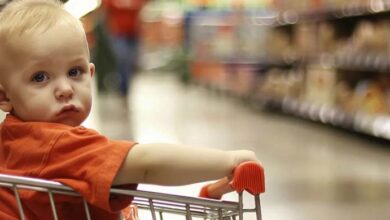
[0,162,265,220]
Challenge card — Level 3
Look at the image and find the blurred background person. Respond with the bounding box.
[101,0,147,96]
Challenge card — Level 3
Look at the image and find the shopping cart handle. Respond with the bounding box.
[199,161,265,199]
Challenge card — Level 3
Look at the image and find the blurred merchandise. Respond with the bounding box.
[335,81,355,113]
[304,66,337,106]
[339,20,390,56]
[264,28,293,59]
[187,9,268,96]
[138,1,184,70]
[354,80,388,114]
[176,1,390,140]
[317,22,337,53]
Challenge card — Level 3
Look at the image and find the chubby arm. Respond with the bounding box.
[113,143,258,186]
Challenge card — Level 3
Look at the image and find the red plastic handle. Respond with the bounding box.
[230,161,265,195]
[199,161,265,199]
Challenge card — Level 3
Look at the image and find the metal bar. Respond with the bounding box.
[111,188,238,210]
[135,203,226,218]
[238,192,243,220]
[134,199,217,214]
[48,190,58,220]
[1,184,80,197]
[149,198,157,220]
[82,199,92,220]
[159,211,163,220]
[218,208,223,220]
[12,185,25,220]
[0,174,73,191]
[133,197,222,212]
[185,204,192,220]
[0,174,239,210]
[254,195,262,220]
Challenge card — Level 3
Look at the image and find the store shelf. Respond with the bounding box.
[309,53,390,72]
[254,96,390,140]
[299,2,390,21]
[186,5,390,141]
[257,1,390,27]
[245,53,390,73]
[222,57,301,71]
[332,53,390,72]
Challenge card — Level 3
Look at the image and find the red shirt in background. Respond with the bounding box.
[102,0,146,37]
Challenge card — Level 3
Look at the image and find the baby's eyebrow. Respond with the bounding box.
[69,57,90,64]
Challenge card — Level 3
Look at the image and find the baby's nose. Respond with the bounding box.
[55,81,73,100]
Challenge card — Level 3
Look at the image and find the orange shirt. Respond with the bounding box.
[0,114,137,220]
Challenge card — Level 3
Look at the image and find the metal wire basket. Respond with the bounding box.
[0,161,265,220]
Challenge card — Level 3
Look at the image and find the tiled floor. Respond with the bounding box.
[4,72,389,219]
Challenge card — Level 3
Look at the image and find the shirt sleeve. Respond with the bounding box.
[39,126,137,212]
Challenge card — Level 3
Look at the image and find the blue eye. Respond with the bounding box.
[68,68,82,77]
[31,72,48,82]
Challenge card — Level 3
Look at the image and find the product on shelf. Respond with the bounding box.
[318,22,337,53]
[294,23,317,58]
[225,64,258,97]
[335,81,355,112]
[190,60,225,87]
[304,65,337,106]
[212,25,235,59]
[256,69,303,99]
[139,1,184,70]
[268,0,312,11]
[264,28,295,59]
[340,20,389,55]
[353,80,388,114]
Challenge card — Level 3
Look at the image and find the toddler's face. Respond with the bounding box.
[3,22,95,126]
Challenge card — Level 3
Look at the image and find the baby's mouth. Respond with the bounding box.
[57,105,79,116]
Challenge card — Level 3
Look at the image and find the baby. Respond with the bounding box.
[0,0,260,219]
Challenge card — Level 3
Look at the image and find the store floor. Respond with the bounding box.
[89,72,390,219]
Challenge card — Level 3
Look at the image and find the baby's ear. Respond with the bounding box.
[0,85,12,112]
[89,63,95,77]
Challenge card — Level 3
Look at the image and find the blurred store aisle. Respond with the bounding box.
[84,72,390,219]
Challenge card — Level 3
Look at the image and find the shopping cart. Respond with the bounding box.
[0,161,265,220]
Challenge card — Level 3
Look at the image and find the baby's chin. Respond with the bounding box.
[59,121,83,127]
[50,115,86,127]
[50,110,88,127]
[52,118,84,127]
[14,110,87,126]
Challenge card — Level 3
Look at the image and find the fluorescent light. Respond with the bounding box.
[64,0,101,19]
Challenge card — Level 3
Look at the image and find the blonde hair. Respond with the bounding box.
[0,0,90,81]
[0,0,84,42]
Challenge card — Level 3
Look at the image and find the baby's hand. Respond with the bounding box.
[230,150,260,172]
[233,149,259,163]
[200,150,264,199]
